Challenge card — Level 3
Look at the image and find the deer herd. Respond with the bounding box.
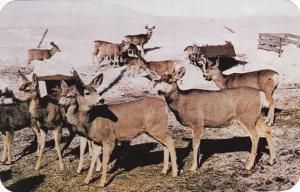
[0,24,280,187]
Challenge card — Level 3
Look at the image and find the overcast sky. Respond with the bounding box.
[11,0,300,18]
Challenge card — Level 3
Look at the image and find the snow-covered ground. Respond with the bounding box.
[0,0,299,93]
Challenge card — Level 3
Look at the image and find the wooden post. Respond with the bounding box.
[37,29,48,48]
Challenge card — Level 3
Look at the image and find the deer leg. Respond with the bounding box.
[87,140,92,158]
[149,131,178,177]
[95,146,102,172]
[256,118,276,165]
[1,133,8,163]
[53,127,64,171]
[84,142,102,184]
[32,123,41,157]
[237,119,259,170]
[6,131,14,165]
[264,91,276,126]
[190,126,203,171]
[77,136,88,174]
[35,129,46,171]
[99,141,114,187]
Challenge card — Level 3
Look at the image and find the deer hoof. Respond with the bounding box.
[244,160,253,170]
[161,169,168,175]
[268,158,276,165]
[99,180,106,187]
[172,170,178,177]
[189,165,197,172]
[84,178,90,184]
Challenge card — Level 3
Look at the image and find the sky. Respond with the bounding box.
[11,0,300,18]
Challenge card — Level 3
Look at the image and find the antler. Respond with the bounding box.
[18,70,29,82]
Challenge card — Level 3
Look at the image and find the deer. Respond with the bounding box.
[124,24,155,55]
[0,88,17,104]
[59,72,178,187]
[17,71,64,171]
[95,41,138,67]
[0,92,31,165]
[202,57,279,126]
[27,41,61,66]
[125,54,176,77]
[144,66,276,172]
[92,40,112,64]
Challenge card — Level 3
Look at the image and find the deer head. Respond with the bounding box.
[205,57,221,81]
[145,24,155,36]
[50,41,62,52]
[17,72,40,101]
[59,73,104,108]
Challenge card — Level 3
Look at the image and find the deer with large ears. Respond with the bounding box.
[144,67,276,171]
[203,57,279,126]
[27,41,61,66]
[59,71,177,187]
[124,24,155,55]
[59,72,103,174]
[18,71,64,171]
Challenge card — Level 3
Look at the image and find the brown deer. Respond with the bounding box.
[92,40,112,64]
[59,72,177,187]
[203,57,279,126]
[124,24,155,55]
[144,67,276,171]
[126,55,176,77]
[18,71,64,171]
[0,93,31,165]
[95,41,137,67]
[27,41,61,66]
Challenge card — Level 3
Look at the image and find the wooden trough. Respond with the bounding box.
[258,33,300,57]
[191,41,236,59]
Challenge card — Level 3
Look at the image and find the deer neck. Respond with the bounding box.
[212,71,228,89]
[146,31,152,40]
[29,98,41,119]
[164,84,180,112]
[49,47,57,57]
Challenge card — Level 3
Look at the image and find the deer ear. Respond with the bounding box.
[175,67,186,79]
[61,80,69,91]
[18,70,29,82]
[90,73,103,88]
[32,73,39,87]
[145,24,148,29]
[215,57,220,67]
[152,26,155,29]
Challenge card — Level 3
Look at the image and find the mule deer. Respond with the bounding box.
[203,57,279,126]
[92,40,112,64]
[27,41,61,66]
[18,71,64,171]
[144,67,276,171]
[95,41,138,67]
[126,55,176,77]
[59,72,177,187]
[0,96,31,165]
[124,24,155,55]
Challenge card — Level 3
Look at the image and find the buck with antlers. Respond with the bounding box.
[144,67,276,172]
[18,71,64,171]
[27,41,61,66]
[59,71,177,187]
[124,24,155,55]
[202,57,279,126]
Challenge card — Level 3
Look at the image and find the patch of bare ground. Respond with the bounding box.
[0,67,300,191]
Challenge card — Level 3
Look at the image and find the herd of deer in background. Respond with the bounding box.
[0,24,280,187]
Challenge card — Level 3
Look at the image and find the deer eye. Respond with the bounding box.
[24,89,31,92]
[84,92,90,96]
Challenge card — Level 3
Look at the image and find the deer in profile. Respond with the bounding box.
[144,67,276,172]
[0,90,31,165]
[202,57,279,126]
[92,40,112,64]
[94,41,138,67]
[59,71,177,187]
[18,71,64,171]
[27,41,61,66]
[124,24,155,55]
[126,54,176,77]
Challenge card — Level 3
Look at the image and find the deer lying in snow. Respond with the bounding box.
[124,24,155,55]
[59,72,177,187]
[0,92,31,165]
[145,67,276,171]
[202,57,279,126]
[18,71,64,171]
[27,41,61,66]
[126,55,176,77]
